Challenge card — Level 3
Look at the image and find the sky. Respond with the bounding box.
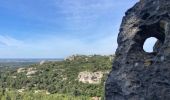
[0,0,141,58]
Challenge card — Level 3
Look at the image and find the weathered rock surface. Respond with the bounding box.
[105,0,170,100]
[78,71,103,84]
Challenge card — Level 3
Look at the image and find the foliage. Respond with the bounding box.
[0,55,114,99]
[0,90,91,100]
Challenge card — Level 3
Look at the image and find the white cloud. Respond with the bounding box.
[53,0,129,30]
[0,0,139,58]
[0,35,25,47]
[0,34,117,58]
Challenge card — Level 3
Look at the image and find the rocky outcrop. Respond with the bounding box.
[17,68,26,73]
[91,97,101,100]
[17,67,37,76]
[26,67,37,76]
[105,0,170,100]
[40,60,46,65]
[78,71,103,84]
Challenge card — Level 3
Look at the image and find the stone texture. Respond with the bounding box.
[78,71,103,84]
[105,0,170,100]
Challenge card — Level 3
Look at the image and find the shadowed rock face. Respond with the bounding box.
[105,0,170,100]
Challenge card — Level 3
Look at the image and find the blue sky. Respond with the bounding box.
[0,0,139,58]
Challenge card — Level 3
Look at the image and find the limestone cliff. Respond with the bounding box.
[105,0,170,100]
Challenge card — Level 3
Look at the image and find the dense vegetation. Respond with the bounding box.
[0,90,90,100]
[0,55,114,100]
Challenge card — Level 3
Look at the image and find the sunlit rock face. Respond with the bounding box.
[78,71,103,84]
[105,0,170,100]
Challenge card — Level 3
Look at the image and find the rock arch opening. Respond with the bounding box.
[133,22,166,54]
[143,37,158,53]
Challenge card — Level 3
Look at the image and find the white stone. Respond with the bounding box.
[78,71,103,84]
[17,68,26,73]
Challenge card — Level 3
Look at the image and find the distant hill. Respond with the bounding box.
[0,58,63,68]
[0,55,114,100]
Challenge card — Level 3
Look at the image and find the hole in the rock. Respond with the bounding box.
[143,37,158,53]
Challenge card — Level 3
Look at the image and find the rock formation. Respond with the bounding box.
[78,71,103,84]
[105,0,170,100]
